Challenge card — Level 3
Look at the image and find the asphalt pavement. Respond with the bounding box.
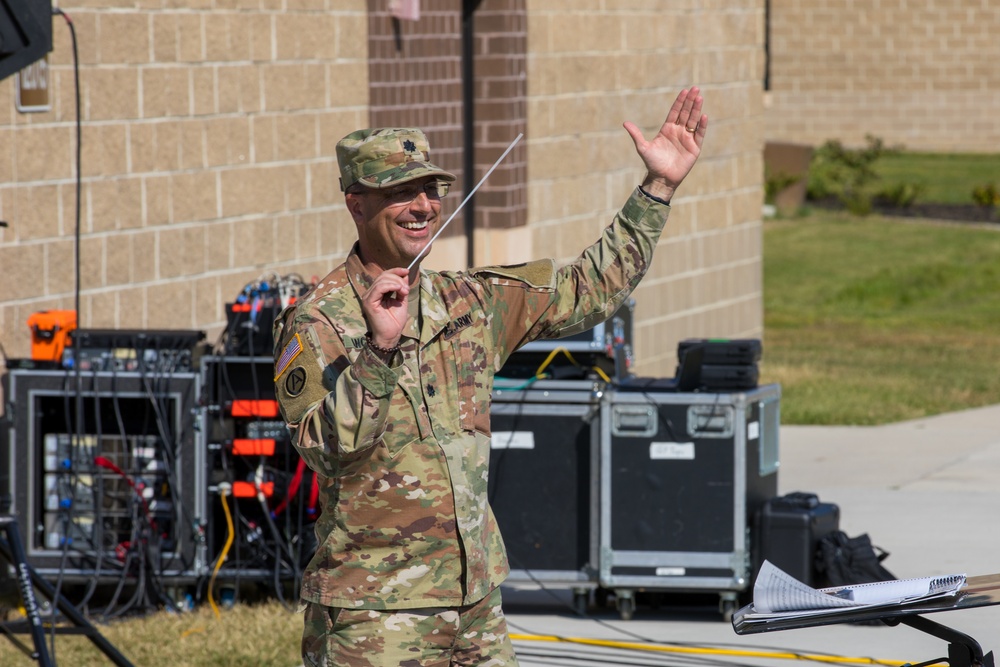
[501,402,1000,667]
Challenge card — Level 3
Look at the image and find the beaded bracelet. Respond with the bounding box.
[365,333,401,355]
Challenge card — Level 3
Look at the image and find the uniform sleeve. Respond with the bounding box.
[473,187,670,364]
[274,307,402,477]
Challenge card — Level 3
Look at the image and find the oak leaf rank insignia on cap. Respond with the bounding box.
[336,128,457,192]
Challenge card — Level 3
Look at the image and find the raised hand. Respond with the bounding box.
[623,87,708,202]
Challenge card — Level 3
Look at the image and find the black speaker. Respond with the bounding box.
[0,0,53,82]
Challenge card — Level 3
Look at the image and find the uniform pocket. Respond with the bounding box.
[301,602,342,666]
[452,337,479,433]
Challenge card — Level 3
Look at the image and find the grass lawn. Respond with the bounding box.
[0,603,302,667]
[761,211,1000,424]
[875,152,1000,205]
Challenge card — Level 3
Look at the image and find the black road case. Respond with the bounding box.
[754,491,840,587]
[489,379,604,613]
[598,383,781,620]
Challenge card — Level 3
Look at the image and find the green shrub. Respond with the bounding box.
[876,182,925,208]
[971,183,1000,208]
[807,135,899,215]
[764,168,800,205]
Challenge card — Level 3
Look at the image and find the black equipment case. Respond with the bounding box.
[598,383,781,620]
[489,378,605,613]
[754,491,840,587]
[678,338,762,366]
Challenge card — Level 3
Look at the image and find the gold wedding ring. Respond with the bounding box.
[686,126,697,132]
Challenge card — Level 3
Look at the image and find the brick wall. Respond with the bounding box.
[524,0,766,376]
[367,0,464,231]
[0,2,370,358]
[364,0,528,271]
[766,0,1000,151]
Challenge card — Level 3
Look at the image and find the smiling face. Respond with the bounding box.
[346,176,448,277]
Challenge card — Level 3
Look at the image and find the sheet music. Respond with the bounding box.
[749,560,966,620]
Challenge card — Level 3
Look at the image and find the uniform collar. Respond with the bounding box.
[344,244,451,346]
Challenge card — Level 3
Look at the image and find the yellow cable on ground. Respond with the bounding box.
[509,633,923,666]
[208,484,235,619]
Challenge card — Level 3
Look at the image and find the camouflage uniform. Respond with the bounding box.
[273,127,671,665]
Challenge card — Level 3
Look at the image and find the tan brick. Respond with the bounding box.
[82,123,129,177]
[233,217,278,266]
[131,230,158,283]
[549,13,618,52]
[146,279,194,329]
[216,65,263,114]
[84,67,140,121]
[0,243,44,300]
[144,175,172,226]
[274,114,319,162]
[171,171,218,224]
[205,14,254,62]
[89,177,143,233]
[192,67,217,116]
[105,232,135,286]
[247,14,274,61]
[334,12,368,58]
[176,14,206,63]
[152,14,181,62]
[193,275,221,326]
[219,166,286,218]
[260,64,328,112]
[141,67,191,118]
[98,13,151,65]
[116,285,149,327]
[165,0,212,10]
[13,126,74,181]
[0,83,11,126]
[251,116,278,163]
[130,122,179,174]
[275,14,342,61]
[308,161,340,209]
[178,120,205,169]
[205,221,234,271]
[79,235,105,289]
[159,225,207,278]
[10,184,61,241]
[285,164,308,211]
[81,290,117,328]
[291,211,321,261]
[205,117,252,167]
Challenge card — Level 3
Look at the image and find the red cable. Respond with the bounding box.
[270,457,306,518]
[93,456,158,532]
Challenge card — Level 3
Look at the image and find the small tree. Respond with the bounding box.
[807,135,897,216]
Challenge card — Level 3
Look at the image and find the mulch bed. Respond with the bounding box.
[809,198,1000,224]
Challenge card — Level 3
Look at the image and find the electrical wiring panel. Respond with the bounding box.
[200,355,316,601]
[3,369,204,595]
[41,433,178,556]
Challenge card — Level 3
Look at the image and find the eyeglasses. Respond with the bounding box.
[376,181,450,206]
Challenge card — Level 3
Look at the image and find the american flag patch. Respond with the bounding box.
[274,333,303,381]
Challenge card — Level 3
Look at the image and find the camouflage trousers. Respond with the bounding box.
[301,586,520,667]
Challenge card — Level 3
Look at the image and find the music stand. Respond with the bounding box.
[732,573,1000,667]
[0,514,135,667]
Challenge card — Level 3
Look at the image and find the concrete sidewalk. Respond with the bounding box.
[503,402,1000,666]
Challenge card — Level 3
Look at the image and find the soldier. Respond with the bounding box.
[274,87,708,666]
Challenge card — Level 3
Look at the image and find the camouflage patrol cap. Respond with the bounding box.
[336,128,457,192]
